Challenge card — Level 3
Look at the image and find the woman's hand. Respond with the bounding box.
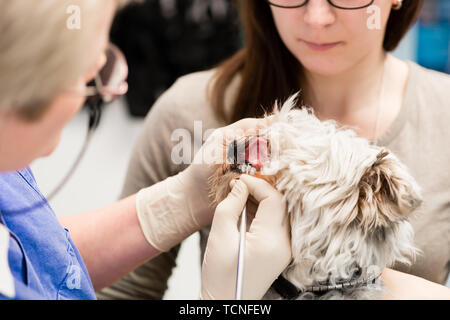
[135,118,267,252]
[201,174,292,300]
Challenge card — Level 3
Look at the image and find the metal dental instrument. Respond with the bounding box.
[235,202,247,300]
[228,136,269,300]
[235,165,251,300]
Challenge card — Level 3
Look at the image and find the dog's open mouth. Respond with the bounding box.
[227,136,271,174]
[209,135,274,207]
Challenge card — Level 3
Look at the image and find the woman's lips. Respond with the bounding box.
[301,40,342,51]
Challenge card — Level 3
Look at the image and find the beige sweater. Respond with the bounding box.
[98,60,450,300]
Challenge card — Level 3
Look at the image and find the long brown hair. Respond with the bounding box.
[211,0,424,124]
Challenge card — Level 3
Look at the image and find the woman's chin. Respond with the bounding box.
[300,59,347,76]
[295,51,351,76]
[42,147,55,158]
[41,136,61,158]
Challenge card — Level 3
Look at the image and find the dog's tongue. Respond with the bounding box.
[245,137,269,170]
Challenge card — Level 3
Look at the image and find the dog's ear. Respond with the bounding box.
[355,149,422,230]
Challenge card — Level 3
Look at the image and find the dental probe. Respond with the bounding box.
[235,203,246,300]
[235,164,254,300]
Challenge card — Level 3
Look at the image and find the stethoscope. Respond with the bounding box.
[4,43,129,215]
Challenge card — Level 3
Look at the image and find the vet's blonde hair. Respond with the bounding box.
[0,0,131,121]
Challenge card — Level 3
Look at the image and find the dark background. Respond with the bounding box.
[110,0,242,117]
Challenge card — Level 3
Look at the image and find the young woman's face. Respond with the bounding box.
[270,0,397,75]
[0,1,116,171]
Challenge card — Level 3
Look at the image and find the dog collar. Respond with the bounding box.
[271,273,381,300]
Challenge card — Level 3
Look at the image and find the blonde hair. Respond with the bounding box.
[0,0,132,121]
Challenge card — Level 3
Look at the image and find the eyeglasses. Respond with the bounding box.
[84,42,129,105]
[84,42,128,130]
[266,0,375,10]
[7,43,129,214]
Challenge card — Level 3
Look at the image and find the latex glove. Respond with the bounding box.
[201,174,292,300]
[136,118,266,252]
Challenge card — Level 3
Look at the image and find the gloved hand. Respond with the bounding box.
[136,118,266,252]
[201,174,292,300]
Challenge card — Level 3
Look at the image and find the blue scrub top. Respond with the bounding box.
[0,168,96,300]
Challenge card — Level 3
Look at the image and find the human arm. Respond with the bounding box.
[59,195,158,291]
[96,89,189,299]
[60,89,184,293]
[381,268,450,300]
[60,114,263,292]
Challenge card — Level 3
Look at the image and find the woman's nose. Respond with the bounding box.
[303,0,336,28]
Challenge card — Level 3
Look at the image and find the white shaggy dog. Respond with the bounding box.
[209,94,423,300]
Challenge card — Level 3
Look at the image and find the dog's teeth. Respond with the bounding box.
[236,163,259,175]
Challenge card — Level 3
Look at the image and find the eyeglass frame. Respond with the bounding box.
[84,42,129,104]
[265,0,375,10]
[46,42,130,208]
[84,42,128,129]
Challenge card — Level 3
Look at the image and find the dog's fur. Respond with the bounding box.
[209,94,423,300]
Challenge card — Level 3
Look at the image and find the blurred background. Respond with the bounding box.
[31,0,450,299]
